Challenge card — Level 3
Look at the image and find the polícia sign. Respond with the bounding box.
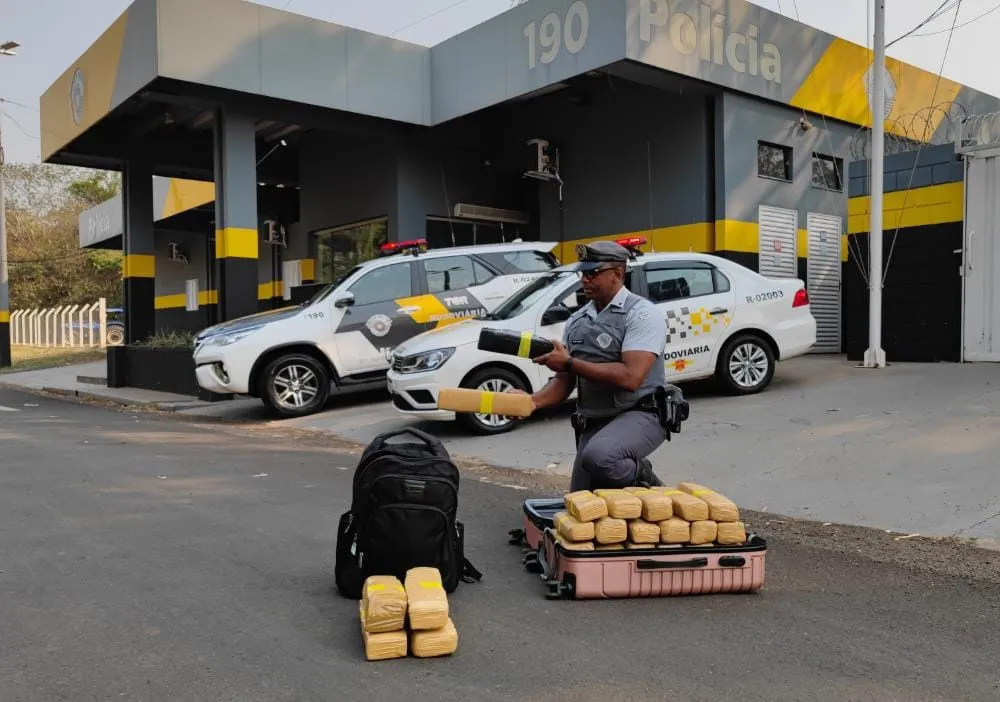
[636,0,782,85]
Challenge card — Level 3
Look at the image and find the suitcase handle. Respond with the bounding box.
[636,557,709,570]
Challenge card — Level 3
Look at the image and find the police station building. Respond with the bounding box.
[49,0,1000,352]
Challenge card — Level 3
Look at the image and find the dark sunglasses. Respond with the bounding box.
[578,265,618,279]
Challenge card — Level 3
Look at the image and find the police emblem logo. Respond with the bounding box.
[596,332,613,349]
[70,68,85,126]
[366,314,392,337]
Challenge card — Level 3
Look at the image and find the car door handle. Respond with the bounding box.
[710,307,728,315]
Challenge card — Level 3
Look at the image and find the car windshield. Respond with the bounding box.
[306,266,362,305]
[484,272,571,321]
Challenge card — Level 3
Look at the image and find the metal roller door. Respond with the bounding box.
[758,205,798,279]
[806,213,842,353]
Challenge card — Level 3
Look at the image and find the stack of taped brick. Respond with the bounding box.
[555,482,746,551]
[358,567,458,661]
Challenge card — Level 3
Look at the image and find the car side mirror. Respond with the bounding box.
[334,293,355,309]
[542,304,572,326]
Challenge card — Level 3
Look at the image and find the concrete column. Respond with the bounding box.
[122,160,155,344]
[213,110,259,321]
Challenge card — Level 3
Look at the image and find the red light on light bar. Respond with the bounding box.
[792,288,809,307]
[380,238,427,252]
[616,236,647,247]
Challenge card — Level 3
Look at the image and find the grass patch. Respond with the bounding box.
[2,346,106,374]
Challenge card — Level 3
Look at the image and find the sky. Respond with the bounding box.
[1,0,999,164]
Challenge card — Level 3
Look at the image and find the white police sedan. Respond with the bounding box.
[386,237,816,434]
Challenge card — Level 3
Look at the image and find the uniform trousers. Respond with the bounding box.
[570,409,668,491]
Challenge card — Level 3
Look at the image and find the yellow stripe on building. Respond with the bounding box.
[215,227,259,259]
[40,11,130,160]
[154,289,219,310]
[790,38,963,138]
[847,182,963,234]
[162,179,215,220]
[258,281,284,300]
[122,254,155,278]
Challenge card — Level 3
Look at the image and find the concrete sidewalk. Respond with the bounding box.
[0,361,234,410]
[3,355,999,544]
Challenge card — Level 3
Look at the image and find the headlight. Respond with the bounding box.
[396,347,455,374]
[204,325,264,347]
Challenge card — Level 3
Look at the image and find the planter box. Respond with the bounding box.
[106,345,231,402]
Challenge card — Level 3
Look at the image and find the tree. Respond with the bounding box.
[3,163,123,310]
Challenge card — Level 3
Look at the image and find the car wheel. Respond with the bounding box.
[106,324,125,346]
[258,353,331,418]
[457,367,528,435]
[716,334,775,395]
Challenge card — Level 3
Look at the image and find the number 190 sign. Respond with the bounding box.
[523,1,590,70]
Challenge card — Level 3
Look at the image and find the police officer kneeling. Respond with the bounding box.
[516,240,681,491]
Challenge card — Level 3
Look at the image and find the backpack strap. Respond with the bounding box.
[461,557,483,584]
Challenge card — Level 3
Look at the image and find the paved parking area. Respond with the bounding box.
[194,355,1000,543]
[3,385,1000,702]
[5,355,999,542]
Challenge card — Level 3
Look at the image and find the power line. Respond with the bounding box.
[783,0,871,285]
[0,97,38,112]
[910,0,1000,36]
[389,0,473,37]
[0,109,39,141]
[887,0,961,47]
[882,0,964,283]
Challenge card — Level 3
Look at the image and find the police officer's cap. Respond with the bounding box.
[568,240,630,271]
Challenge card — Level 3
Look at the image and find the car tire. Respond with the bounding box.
[716,334,775,395]
[106,324,125,346]
[457,366,529,435]
[258,352,332,418]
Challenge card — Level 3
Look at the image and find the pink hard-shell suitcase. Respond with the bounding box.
[513,498,767,599]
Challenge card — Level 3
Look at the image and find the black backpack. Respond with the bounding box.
[334,427,482,599]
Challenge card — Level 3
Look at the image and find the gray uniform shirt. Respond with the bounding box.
[563,286,668,419]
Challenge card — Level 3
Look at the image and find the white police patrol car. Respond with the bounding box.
[192,239,560,417]
[386,236,817,434]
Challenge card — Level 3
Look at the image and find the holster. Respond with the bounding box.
[653,385,690,441]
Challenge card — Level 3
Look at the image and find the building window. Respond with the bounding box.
[757,141,792,181]
[811,152,843,191]
[314,217,388,284]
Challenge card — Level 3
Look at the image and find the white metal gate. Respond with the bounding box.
[806,213,843,353]
[758,205,798,279]
[963,152,1000,362]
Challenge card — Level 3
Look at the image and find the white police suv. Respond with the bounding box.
[386,236,817,434]
[192,239,560,417]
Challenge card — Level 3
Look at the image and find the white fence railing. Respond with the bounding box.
[9,298,115,349]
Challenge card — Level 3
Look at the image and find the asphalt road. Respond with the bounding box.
[1,386,999,702]
[193,355,1000,542]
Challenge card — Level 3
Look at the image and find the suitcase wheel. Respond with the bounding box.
[523,552,543,574]
[508,528,526,546]
[545,580,574,600]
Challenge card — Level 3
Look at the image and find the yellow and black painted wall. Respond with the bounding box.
[844,145,964,362]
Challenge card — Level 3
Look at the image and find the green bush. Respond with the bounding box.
[138,329,196,349]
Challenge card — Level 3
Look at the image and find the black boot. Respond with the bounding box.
[635,458,663,487]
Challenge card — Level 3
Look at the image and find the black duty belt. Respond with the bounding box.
[571,388,689,441]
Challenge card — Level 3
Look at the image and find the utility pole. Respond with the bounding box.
[0,114,9,368]
[0,40,16,368]
[864,1,887,368]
